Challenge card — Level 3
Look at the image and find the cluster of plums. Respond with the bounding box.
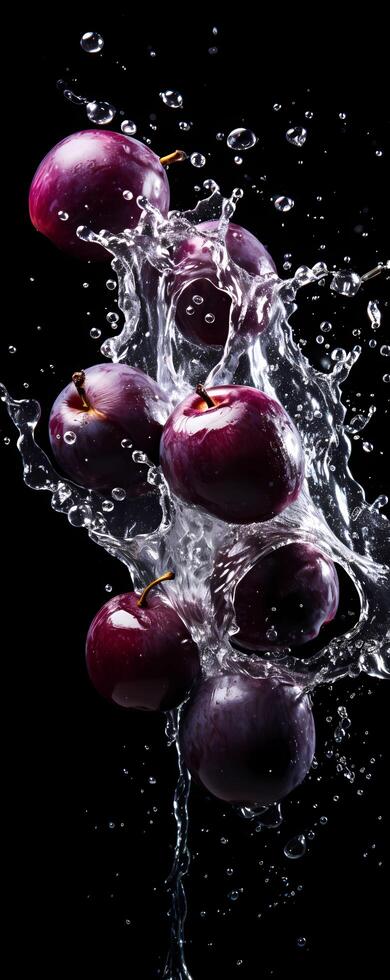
[29,129,340,806]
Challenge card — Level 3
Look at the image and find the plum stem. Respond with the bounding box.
[159,150,187,166]
[137,571,175,608]
[196,383,216,409]
[72,370,90,410]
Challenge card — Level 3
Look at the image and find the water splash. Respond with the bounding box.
[1,188,389,977]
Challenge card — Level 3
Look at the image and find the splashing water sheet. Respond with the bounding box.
[3,79,389,975]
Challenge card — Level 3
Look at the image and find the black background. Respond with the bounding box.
[3,15,388,978]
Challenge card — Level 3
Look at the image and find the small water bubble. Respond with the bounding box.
[121,438,133,449]
[190,152,206,168]
[80,32,104,54]
[273,103,282,111]
[331,348,346,362]
[8,345,17,354]
[58,210,69,221]
[148,776,156,785]
[105,584,112,593]
[286,126,307,147]
[64,430,76,445]
[228,890,241,902]
[192,295,204,305]
[68,503,92,528]
[208,46,218,55]
[375,149,383,157]
[339,112,347,120]
[330,269,361,296]
[216,132,225,141]
[102,499,114,512]
[121,120,137,136]
[90,327,101,339]
[297,937,307,949]
[204,313,215,324]
[107,312,119,324]
[178,121,192,131]
[380,345,390,356]
[203,179,219,192]
[186,306,195,316]
[122,189,134,201]
[159,90,183,109]
[266,627,278,641]
[3,436,10,446]
[274,196,294,212]
[227,128,257,151]
[86,101,116,125]
[383,374,390,383]
[363,441,373,453]
[106,279,116,290]
[234,156,243,165]
[112,487,126,501]
[283,835,306,859]
[319,816,328,825]
[316,335,324,344]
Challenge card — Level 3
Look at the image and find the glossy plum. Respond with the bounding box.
[49,362,168,494]
[29,131,170,260]
[231,542,340,650]
[169,220,277,347]
[180,671,315,805]
[160,384,304,524]
[86,577,200,711]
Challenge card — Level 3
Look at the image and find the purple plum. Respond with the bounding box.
[160,384,304,524]
[49,362,168,494]
[180,670,316,805]
[29,131,170,260]
[168,220,277,347]
[86,573,200,711]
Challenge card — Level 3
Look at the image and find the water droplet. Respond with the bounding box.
[216,132,225,141]
[107,312,119,324]
[283,834,306,859]
[8,346,17,354]
[330,269,361,296]
[383,374,390,383]
[102,499,114,512]
[106,279,116,290]
[86,101,116,125]
[274,196,294,212]
[112,487,126,501]
[193,295,204,305]
[234,156,243,165]
[331,348,346,362]
[204,313,215,324]
[178,121,192,131]
[375,149,383,157]
[286,126,307,147]
[121,438,133,449]
[68,503,92,527]
[121,120,137,136]
[227,128,257,151]
[80,32,104,54]
[228,890,241,902]
[363,441,373,453]
[273,103,282,111]
[266,627,278,641]
[316,335,324,344]
[297,937,307,948]
[186,305,195,316]
[90,327,101,339]
[203,179,219,192]
[64,430,76,445]
[148,776,156,785]
[159,90,183,109]
[105,584,112,592]
[380,345,390,356]
[190,152,206,168]
[58,210,69,221]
